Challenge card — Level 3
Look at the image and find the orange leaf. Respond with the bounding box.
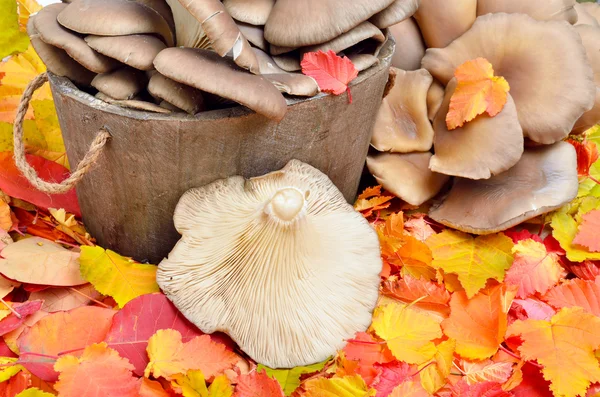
[461,359,513,385]
[301,50,358,101]
[233,370,284,397]
[568,139,599,177]
[139,378,170,397]
[0,201,11,232]
[573,210,600,252]
[382,275,450,309]
[389,380,430,397]
[542,277,600,316]
[335,353,381,387]
[446,58,510,130]
[54,343,139,397]
[343,332,394,366]
[354,186,394,218]
[441,285,516,360]
[450,380,511,397]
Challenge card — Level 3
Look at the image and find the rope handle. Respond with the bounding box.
[13,72,111,194]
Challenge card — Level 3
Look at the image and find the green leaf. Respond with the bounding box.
[0,0,30,58]
[257,360,328,395]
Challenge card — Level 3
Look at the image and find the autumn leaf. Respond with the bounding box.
[450,380,512,397]
[510,365,553,397]
[343,332,393,367]
[0,300,42,336]
[568,139,599,179]
[510,298,555,322]
[258,361,327,396]
[0,357,24,384]
[54,342,139,397]
[29,284,102,312]
[0,201,11,232]
[79,246,160,308]
[382,275,450,312]
[372,361,413,397]
[232,370,283,397]
[507,307,600,397]
[301,50,358,101]
[426,230,514,298]
[0,237,85,286]
[335,352,380,387]
[17,306,115,381]
[371,302,442,365]
[389,380,430,397]
[171,370,233,397]
[139,378,171,397]
[552,197,600,262]
[461,359,513,386]
[542,277,600,316]
[354,186,394,218]
[445,57,510,130]
[420,339,455,394]
[573,209,600,252]
[14,389,54,397]
[16,0,42,32]
[504,239,566,298]
[442,285,516,360]
[145,329,238,381]
[0,0,29,58]
[300,375,375,397]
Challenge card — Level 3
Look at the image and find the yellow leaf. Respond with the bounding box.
[371,302,442,365]
[420,339,455,394]
[462,359,513,386]
[446,58,510,130]
[0,357,24,382]
[258,361,327,395]
[16,0,42,32]
[551,196,600,262]
[389,380,430,397]
[172,370,234,397]
[15,389,55,397]
[507,307,600,397]
[30,99,68,168]
[426,230,514,298]
[79,246,160,308]
[0,0,29,58]
[301,375,376,397]
[0,200,11,231]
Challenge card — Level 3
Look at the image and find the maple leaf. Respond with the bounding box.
[426,230,514,298]
[461,359,513,386]
[233,370,283,397]
[354,186,394,218]
[29,284,102,313]
[371,301,442,365]
[301,50,358,102]
[510,365,552,397]
[79,246,160,308]
[504,239,566,298]
[15,388,55,397]
[17,306,115,381]
[145,329,238,381]
[404,215,436,242]
[0,237,85,286]
[0,0,29,58]
[420,339,455,394]
[335,352,380,387]
[507,307,600,397]
[542,277,600,316]
[551,197,600,262]
[54,342,139,397]
[300,375,376,397]
[258,361,327,396]
[573,209,600,252]
[171,370,233,397]
[442,285,516,360]
[382,275,450,313]
[450,380,512,397]
[389,380,430,397]
[445,58,510,130]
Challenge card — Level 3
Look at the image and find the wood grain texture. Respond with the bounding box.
[49,39,394,263]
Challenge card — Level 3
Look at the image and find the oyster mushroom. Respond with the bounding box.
[577,2,600,25]
[91,68,147,100]
[95,92,172,114]
[477,0,578,24]
[164,0,211,48]
[573,24,600,133]
[370,0,420,29]
[148,73,205,114]
[371,68,435,153]
[156,160,382,368]
[389,18,425,71]
[238,22,268,51]
[301,22,385,56]
[575,3,600,26]
[85,35,166,71]
[430,78,524,180]
[223,0,274,26]
[429,142,579,235]
[413,0,477,48]
[426,79,444,121]
[367,152,450,206]
[422,13,595,144]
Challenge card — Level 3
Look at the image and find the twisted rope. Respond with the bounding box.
[12,72,110,194]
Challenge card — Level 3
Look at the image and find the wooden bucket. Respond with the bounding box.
[49,40,394,263]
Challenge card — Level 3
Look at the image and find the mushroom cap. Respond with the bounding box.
[164,0,211,48]
[148,73,205,115]
[136,0,176,34]
[91,67,147,100]
[477,0,578,24]
[370,0,420,29]
[422,13,596,144]
[265,73,320,97]
[413,0,477,48]
[34,4,118,74]
[252,48,287,74]
[301,21,385,56]
[269,44,296,56]
[578,3,600,24]
[574,88,600,134]
[264,0,396,47]
[429,142,579,235]
[27,16,95,86]
[154,47,287,120]
[371,68,435,153]
[85,35,166,71]
[272,52,301,72]
[156,160,382,368]
[223,0,274,26]
[576,24,600,86]
[57,0,174,47]
[575,4,600,27]
[347,53,379,72]
[367,152,450,206]
[430,78,524,180]
[389,18,425,71]
[95,92,172,114]
[238,22,267,51]
[426,78,444,121]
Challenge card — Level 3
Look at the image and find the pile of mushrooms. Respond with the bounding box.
[27,0,411,121]
[368,0,600,234]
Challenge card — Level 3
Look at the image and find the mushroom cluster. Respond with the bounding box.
[27,0,410,121]
[369,0,600,234]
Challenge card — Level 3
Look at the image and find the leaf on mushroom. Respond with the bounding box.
[301,50,358,102]
[445,58,510,130]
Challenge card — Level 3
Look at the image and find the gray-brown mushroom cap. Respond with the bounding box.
[265,74,320,97]
[301,22,385,56]
[154,47,287,120]
[413,0,477,48]
[264,0,396,47]
[430,78,524,180]
[238,23,267,51]
[156,159,382,368]
[429,142,579,235]
[389,18,425,71]
[34,3,118,74]
[57,0,174,47]
[477,0,578,24]
[422,13,596,144]
[148,73,205,114]
[91,68,147,100]
[223,0,274,26]
[370,0,420,29]
[85,35,166,71]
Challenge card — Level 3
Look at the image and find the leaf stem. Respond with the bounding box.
[0,297,21,319]
[68,287,110,308]
[498,345,543,369]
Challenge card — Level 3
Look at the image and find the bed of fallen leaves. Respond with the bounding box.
[3,1,600,397]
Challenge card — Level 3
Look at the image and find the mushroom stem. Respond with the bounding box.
[265,187,306,222]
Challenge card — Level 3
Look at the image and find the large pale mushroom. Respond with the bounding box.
[575,4,600,26]
[371,68,434,153]
[430,78,524,180]
[573,24,600,133]
[370,0,420,29]
[367,152,449,206]
[413,0,477,48]
[156,160,382,368]
[577,2,600,24]
[422,13,595,144]
[388,18,425,71]
[477,0,578,24]
[429,142,579,234]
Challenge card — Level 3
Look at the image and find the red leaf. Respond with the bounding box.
[573,210,600,253]
[451,380,512,397]
[568,139,599,177]
[0,338,17,358]
[233,370,284,397]
[0,152,80,216]
[301,50,358,101]
[542,277,600,316]
[0,300,42,336]
[0,372,29,397]
[343,332,394,366]
[504,229,542,244]
[568,260,600,280]
[511,365,552,397]
[104,293,233,376]
[509,298,555,322]
[373,361,413,397]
